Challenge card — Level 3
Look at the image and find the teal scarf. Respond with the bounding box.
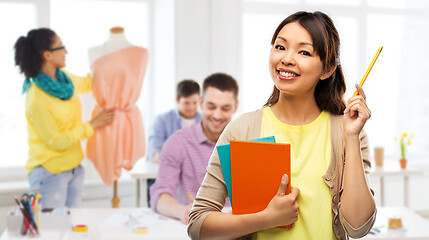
[22,69,74,100]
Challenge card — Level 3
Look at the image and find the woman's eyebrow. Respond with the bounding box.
[276,36,313,47]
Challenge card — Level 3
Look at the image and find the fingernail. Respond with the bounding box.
[282,174,288,183]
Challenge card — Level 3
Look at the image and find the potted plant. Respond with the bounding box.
[394,132,413,169]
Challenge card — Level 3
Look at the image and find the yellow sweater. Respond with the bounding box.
[25,71,94,175]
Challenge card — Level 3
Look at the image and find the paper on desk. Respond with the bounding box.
[101,209,165,227]
[98,209,188,239]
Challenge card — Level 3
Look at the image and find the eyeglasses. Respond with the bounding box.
[49,46,66,52]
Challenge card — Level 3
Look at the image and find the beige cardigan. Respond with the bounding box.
[188,109,376,240]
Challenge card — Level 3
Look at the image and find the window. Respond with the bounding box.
[0,2,37,168]
[50,0,150,75]
[365,12,429,158]
[242,13,283,112]
[242,1,429,160]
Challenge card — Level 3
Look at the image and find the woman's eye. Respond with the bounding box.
[299,51,311,56]
[275,45,285,50]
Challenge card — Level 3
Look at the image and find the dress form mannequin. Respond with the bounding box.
[87,27,148,208]
[88,27,133,65]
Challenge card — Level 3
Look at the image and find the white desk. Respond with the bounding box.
[363,207,429,239]
[371,165,424,207]
[1,208,188,240]
[130,161,159,207]
[4,207,426,239]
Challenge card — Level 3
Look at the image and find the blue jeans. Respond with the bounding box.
[28,165,84,209]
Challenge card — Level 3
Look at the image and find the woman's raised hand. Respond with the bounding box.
[343,84,372,136]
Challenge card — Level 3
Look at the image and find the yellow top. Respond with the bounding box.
[25,71,94,175]
[257,107,336,240]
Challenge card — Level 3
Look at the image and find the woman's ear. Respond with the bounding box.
[42,50,51,61]
[320,65,337,80]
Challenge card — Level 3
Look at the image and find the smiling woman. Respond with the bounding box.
[188,11,376,240]
[266,14,345,117]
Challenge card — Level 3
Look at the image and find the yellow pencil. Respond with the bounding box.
[185,191,195,201]
[353,46,383,96]
[35,191,40,233]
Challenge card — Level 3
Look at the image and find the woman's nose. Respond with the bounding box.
[281,52,296,66]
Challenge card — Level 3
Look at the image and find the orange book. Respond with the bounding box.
[230,140,291,229]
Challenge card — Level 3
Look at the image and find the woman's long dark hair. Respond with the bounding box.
[14,28,56,78]
[264,11,346,115]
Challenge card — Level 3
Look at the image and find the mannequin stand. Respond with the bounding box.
[111,180,120,208]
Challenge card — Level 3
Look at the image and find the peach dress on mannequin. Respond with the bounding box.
[87,46,148,185]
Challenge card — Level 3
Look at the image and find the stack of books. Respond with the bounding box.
[217,136,291,229]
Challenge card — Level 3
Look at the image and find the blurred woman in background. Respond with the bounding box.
[14,28,114,208]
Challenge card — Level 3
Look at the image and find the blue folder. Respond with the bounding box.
[216,136,276,206]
